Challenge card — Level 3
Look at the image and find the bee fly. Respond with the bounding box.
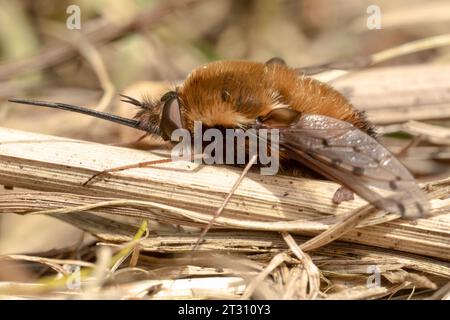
[9,58,430,231]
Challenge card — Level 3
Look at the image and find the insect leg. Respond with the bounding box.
[394,134,423,158]
[82,158,174,186]
[332,185,355,204]
[83,152,205,186]
[192,154,258,250]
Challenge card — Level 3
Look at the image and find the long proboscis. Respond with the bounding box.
[8,99,145,131]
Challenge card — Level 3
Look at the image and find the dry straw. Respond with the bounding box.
[1,35,450,299]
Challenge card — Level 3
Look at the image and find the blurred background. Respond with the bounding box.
[0,0,450,255]
[1,0,450,140]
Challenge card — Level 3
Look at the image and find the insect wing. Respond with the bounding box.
[275,114,429,218]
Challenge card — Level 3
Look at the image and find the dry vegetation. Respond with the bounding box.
[0,0,449,300]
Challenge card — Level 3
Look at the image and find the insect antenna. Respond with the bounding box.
[119,94,145,107]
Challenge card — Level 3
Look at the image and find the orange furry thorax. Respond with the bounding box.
[177,60,373,135]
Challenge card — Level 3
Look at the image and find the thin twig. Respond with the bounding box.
[193,154,258,250]
[0,0,206,81]
[41,21,115,114]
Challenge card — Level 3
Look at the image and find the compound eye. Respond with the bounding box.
[160,96,183,141]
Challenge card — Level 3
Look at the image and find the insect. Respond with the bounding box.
[9,58,429,223]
